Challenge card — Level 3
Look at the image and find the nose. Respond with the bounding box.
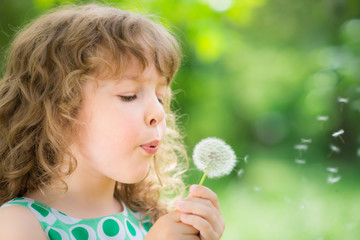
[145,95,165,127]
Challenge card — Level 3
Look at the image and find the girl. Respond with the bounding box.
[0,3,224,240]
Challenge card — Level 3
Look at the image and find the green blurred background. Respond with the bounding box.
[1,0,360,239]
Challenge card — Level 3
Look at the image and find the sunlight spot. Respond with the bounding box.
[208,0,233,12]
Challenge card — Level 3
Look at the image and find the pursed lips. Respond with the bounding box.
[140,140,160,154]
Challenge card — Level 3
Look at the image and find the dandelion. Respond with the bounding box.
[338,97,349,112]
[332,129,345,143]
[301,138,312,144]
[326,167,338,173]
[193,137,237,185]
[327,175,341,184]
[295,159,306,164]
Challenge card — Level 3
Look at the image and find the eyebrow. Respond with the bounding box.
[121,73,168,86]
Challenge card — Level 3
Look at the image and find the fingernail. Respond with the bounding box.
[176,200,184,207]
[190,185,198,192]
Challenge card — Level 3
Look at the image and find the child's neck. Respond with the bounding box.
[26,163,123,219]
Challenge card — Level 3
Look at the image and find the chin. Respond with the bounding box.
[116,166,150,184]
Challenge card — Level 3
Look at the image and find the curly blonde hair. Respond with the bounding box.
[0,3,188,222]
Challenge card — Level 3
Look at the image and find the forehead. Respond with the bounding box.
[93,50,168,86]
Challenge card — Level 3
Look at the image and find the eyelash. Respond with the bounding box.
[119,95,137,102]
[119,95,164,105]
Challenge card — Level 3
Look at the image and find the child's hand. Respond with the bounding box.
[145,211,200,240]
[174,185,225,240]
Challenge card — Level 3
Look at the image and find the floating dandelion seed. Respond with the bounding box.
[294,144,308,151]
[338,97,349,103]
[283,196,292,204]
[243,155,249,164]
[317,115,329,129]
[295,159,306,164]
[346,222,357,230]
[237,168,245,177]
[330,144,340,152]
[332,129,345,143]
[328,144,341,158]
[357,148,360,157]
[326,167,338,173]
[193,137,237,185]
[301,138,312,144]
[327,175,341,184]
[338,97,349,112]
[294,144,308,158]
[254,186,261,191]
[317,116,329,121]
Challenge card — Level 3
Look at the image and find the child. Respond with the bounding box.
[0,3,224,240]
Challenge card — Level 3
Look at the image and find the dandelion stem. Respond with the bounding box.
[199,172,207,186]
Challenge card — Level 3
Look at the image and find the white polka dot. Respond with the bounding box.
[128,208,145,220]
[52,209,81,225]
[28,202,56,225]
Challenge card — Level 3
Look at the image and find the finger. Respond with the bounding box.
[180,213,222,240]
[169,211,200,235]
[174,199,222,234]
[189,185,221,211]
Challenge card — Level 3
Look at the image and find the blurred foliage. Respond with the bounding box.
[1,0,360,239]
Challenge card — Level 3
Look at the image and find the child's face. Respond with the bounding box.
[72,55,167,184]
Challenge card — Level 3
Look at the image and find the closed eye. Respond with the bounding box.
[119,95,137,102]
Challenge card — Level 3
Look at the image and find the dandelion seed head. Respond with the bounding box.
[330,144,340,153]
[338,97,349,103]
[294,144,308,151]
[192,137,237,178]
[332,129,344,137]
[317,115,329,121]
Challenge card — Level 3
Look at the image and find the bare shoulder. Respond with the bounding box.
[0,205,47,239]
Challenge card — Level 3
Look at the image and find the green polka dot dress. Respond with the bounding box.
[0,197,152,240]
